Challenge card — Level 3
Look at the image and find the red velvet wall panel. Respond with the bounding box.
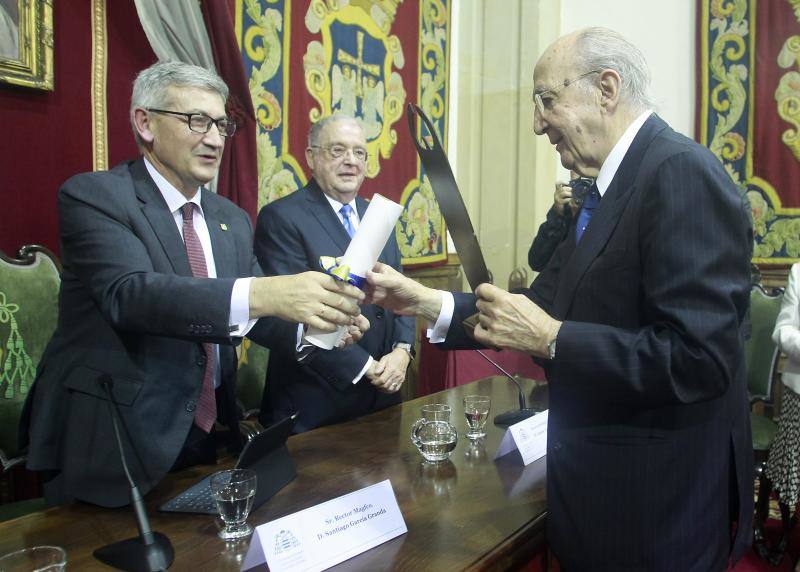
[0,2,154,256]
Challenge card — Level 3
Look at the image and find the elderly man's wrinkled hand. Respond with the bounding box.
[473,283,561,358]
[369,348,410,393]
[365,263,442,322]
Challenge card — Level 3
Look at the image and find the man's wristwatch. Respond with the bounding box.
[393,342,415,360]
[547,337,557,360]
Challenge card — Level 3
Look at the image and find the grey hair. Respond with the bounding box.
[308,113,361,147]
[130,60,229,145]
[573,27,654,111]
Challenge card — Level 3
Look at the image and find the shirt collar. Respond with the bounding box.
[143,157,203,215]
[322,191,357,218]
[595,110,652,197]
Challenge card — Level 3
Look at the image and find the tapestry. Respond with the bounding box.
[698,0,800,263]
[236,0,450,266]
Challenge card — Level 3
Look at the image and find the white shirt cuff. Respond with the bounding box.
[230,278,256,337]
[354,357,373,385]
[297,324,371,384]
[426,291,454,343]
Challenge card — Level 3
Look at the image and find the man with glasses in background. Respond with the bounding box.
[19,61,366,508]
[254,115,414,433]
[366,28,753,571]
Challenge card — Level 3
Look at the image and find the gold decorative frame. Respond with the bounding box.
[0,0,54,90]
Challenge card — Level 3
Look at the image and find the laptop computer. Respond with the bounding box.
[159,414,296,515]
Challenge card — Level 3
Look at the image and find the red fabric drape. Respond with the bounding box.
[201,1,259,223]
[417,339,545,397]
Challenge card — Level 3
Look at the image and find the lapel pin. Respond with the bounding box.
[220,223,228,231]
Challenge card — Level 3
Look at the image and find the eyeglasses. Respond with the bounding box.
[533,69,602,115]
[147,108,237,137]
[310,144,368,163]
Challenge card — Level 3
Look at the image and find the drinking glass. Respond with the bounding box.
[210,468,257,540]
[0,546,66,571]
[463,395,491,439]
[411,403,458,463]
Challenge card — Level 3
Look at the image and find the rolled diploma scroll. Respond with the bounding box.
[305,193,404,349]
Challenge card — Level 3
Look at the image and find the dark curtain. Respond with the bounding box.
[201,0,259,223]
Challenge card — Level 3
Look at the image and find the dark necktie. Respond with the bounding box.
[575,184,600,244]
[180,203,216,433]
[339,204,356,238]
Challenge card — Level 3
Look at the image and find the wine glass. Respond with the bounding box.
[463,395,491,439]
[210,468,257,540]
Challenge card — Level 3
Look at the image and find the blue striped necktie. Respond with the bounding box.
[575,184,600,244]
[340,204,356,238]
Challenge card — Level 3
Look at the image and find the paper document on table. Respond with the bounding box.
[495,409,548,465]
[241,479,406,572]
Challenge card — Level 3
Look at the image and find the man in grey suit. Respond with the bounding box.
[367,28,753,571]
[254,115,415,433]
[19,61,365,508]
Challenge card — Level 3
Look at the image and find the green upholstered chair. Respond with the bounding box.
[235,338,269,440]
[746,284,787,563]
[0,245,60,520]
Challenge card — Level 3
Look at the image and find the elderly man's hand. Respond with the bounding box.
[335,314,370,348]
[250,272,364,331]
[365,263,442,322]
[473,283,561,358]
[366,348,410,393]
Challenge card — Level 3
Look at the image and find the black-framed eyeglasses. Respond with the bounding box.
[309,144,368,162]
[147,108,237,137]
[533,69,602,115]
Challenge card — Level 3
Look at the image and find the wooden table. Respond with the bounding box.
[0,377,549,571]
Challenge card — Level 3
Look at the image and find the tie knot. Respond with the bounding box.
[583,186,600,209]
[339,204,353,218]
[181,203,195,222]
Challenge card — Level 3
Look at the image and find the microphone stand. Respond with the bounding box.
[474,350,540,426]
[93,377,175,571]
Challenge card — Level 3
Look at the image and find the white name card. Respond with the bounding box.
[241,479,407,572]
[494,409,549,465]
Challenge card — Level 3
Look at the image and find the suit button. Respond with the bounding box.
[185,400,196,413]
[196,355,206,367]
[375,310,384,320]
[552,441,562,452]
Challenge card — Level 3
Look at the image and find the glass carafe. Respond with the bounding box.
[411,404,458,463]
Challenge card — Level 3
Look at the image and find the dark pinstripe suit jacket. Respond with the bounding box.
[447,115,754,571]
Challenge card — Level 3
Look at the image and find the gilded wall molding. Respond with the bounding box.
[91,0,108,172]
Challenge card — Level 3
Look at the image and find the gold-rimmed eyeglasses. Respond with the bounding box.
[533,69,602,115]
[310,144,368,163]
[147,108,237,137]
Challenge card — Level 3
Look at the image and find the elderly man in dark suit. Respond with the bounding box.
[19,61,366,508]
[367,28,753,572]
[254,115,415,433]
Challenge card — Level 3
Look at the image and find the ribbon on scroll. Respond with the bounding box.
[405,103,491,292]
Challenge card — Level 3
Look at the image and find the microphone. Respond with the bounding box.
[474,350,540,426]
[93,376,175,572]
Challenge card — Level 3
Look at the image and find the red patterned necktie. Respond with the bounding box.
[180,203,216,433]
